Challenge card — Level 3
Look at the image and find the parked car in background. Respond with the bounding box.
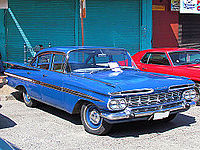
[5,46,197,135]
[132,48,200,101]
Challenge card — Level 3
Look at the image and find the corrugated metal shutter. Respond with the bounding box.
[6,0,75,62]
[81,0,140,55]
[0,10,6,61]
[179,14,200,49]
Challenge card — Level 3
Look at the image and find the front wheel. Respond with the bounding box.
[81,103,112,135]
[22,90,37,107]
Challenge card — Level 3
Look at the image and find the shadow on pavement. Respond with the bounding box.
[0,114,17,129]
[108,113,196,138]
[12,91,82,125]
[36,103,82,125]
[11,91,23,102]
[0,83,4,88]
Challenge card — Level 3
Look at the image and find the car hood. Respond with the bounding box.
[75,69,194,93]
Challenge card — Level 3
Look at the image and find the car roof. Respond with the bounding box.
[37,46,125,55]
[141,48,200,53]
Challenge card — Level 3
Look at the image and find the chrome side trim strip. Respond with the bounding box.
[5,72,33,82]
[5,72,103,102]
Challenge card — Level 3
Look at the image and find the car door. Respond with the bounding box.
[25,55,45,100]
[41,53,68,108]
[140,52,173,74]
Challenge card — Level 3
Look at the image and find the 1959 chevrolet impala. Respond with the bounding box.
[4,46,197,135]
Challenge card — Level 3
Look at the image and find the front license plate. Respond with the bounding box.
[153,111,170,120]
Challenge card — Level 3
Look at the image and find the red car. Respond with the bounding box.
[132,48,200,87]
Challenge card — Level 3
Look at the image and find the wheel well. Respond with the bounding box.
[193,80,200,84]
[72,100,92,114]
[15,85,26,92]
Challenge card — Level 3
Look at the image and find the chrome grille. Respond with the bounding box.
[128,91,181,107]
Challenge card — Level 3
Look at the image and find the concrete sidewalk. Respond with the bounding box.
[0,76,6,83]
[0,80,17,101]
[0,75,16,101]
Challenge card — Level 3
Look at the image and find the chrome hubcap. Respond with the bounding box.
[89,109,101,125]
[23,92,31,101]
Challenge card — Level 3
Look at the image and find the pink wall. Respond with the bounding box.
[152,0,179,48]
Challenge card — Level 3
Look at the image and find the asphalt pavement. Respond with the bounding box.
[0,87,200,150]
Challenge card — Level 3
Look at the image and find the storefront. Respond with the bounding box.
[1,0,152,62]
[152,0,200,49]
[179,0,200,49]
[152,0,179,48]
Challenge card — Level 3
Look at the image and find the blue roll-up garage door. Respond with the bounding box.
[81,0,141,55]
[6,0,75,62]
[6,0,141,62]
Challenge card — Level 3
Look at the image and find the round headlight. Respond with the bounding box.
[107,98,127,111]
[190,90,196,99]
[182,89,197,101]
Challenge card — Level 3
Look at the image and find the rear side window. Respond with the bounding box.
[51,54,66,72]
[148,53,170,66]
[141,53,150,64]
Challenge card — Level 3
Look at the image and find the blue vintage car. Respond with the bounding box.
[5,46,197,135]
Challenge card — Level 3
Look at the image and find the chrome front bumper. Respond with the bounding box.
[101,100,196,121]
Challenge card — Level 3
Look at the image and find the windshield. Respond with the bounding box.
[68,49,136,73]
[169,51,200,66]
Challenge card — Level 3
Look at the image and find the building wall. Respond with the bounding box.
[141,0,152,51]
[2,0,152,62]
[179,14,200,49]
[0,10,6,61]
[152,0,179,48]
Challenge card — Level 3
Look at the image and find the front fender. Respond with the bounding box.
[72,97,109,115]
